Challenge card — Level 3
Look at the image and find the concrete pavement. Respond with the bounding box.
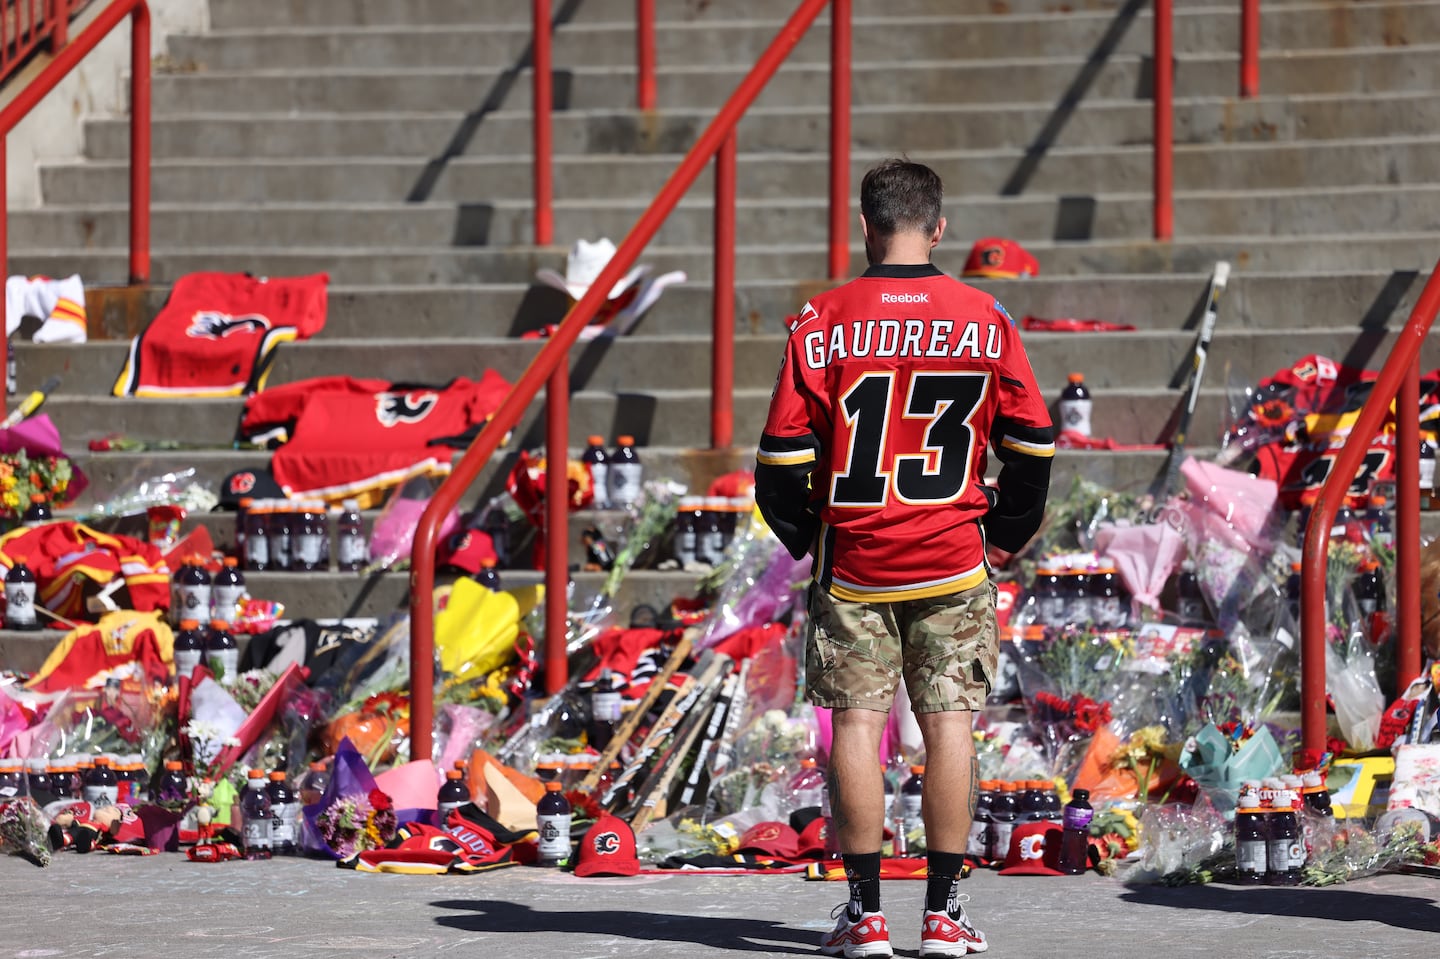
[0,853,1436,958]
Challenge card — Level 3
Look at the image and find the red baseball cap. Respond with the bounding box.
[795,816,829,858]
[962,237,1039,279]
[574,813,640,878]
[437,528,498,576]
[736,821,801,859]
[998,822,1064,876]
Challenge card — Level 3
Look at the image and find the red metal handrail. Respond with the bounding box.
[636,0,655,111]
[532,0,553,246]
[1,0,83,83]
[409,0,848,762]
[1240,0,1260,97]
[1153,0,1172,240]
[1299,258,1440,757]
[0,0,149,283]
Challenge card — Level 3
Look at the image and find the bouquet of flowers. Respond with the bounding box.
[0,796,51,866]
[0,451,75,517]
[314,787,397,859]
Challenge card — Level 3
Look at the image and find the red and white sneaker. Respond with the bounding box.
[820,903,893,958]
[920,894,988,956]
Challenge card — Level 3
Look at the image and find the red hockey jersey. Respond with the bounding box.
[755,263,1055,602]
[0,522,170,621]
[113,272,328,398]
[240,373,512,503]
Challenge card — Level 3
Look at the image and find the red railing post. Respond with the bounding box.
[636,0,656,110]
[1153,0,1173,240]
[544,365,569,695]
[828,0,851,279]
[1240,0,1260,98]
[129,0,150,284]
[50,0,70,51]
[1301,259,1440,756]
[712,132,736,450]
[409,0,832,761]
[1396,358,1422,689]
[533,0,553,246]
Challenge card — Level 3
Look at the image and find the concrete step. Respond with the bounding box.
[171,3,1440,71]
[45,136,1440,207]
[75,271,1434,343]
[21,327,1440,401]
[79,91,1440,161]
[140,47,1440,116]
[203,0,1300,31]
[28,184,1440,250]
[17,231,1440,286]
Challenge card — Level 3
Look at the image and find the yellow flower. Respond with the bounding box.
[2,491,18,509]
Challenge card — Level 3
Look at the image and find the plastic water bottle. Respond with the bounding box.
[1057,788,1093,874]
[4,558,38,630]
[1062,567,1092,626]
[206,619,239,685]
[154,760,188,805]
[608,435,643,508]
[1058,372,1093,437]
[25,759,52,804]
[1266,787,1303,885]
[437,769,471,821]
[1234,782,1268,884]
[535,782,572,867]
[1176,559,1207,624]
[700,496,730,565]
[588,670,623,752]
[267,770,299,855]
[583,435,611,509]
[83,755,119,805]
[174,554,212,627]
[212,557,246,625]
[336,499,367,571]
[241,769,273,860]
[788,757,826,811]
[1284,561,1303,624]
[243,501,270,572]
[900,765,924,828]
[299,761,330,808]
[967,781,995,860]
[173,619,205,680]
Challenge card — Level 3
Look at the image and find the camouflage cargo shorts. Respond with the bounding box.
[806,580,997,713]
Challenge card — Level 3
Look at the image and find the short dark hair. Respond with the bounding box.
[860,159,944,238]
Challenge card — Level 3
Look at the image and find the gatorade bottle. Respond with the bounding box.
[900,765,925,829]
[1422,439,1436,498]
[1042,781,1064,821]
[1090,560,1128,629]
[1366,494,1394,553]
[472,557,502,592]
[674,497,702,566]
[25,759,51,804]
[583,436,611,509]
[154,760,188,805]
[173,619,205,680]
[336,499,367,572]
[22,492,50,526]
[240,769,273,860]
[1354,559,1384,618]
[1062,567,1092,627]
[243,501,271,572]
[268,502,293,572]
[291,502,321,572]
[1284,561,1304,624]
[1176,559,1207,624]
[299,761,330,808]
[608,436,643,509]
[212,558,246,625]
[1234,782,1268,885]
[988,782,1020,862]
[235,497,253,563]
[1302,770,1333,818]
[47,760,74,800]
[267,770,298,856]
[0,760,20,799]
[206,619,239,685]
[700,496,729,565]
[588,670,623,752]
[1057,787,1093,875]
[4,558,38,630]
[114,756,138,804]
[83,755,119,805]
[535,781,572,867]
[1033,567,1066,629]
[1058,373,1093,438]
[175,554,213,626]
[437,769,472,821]
[967,781,996,860]
[1266,787,1303,885]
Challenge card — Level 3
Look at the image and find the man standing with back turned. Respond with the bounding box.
[755,159,1055,958]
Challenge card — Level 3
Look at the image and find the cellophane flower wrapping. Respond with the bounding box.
[0,794,51,867]
[698,528,808,651]
[304,736,395,859]
[1120,801,1229,884]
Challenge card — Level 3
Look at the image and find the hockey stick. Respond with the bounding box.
[626,655,734,829]
[1,375,61,430]
[676,669,741,808]
[1156,261,1230,499]
[706,657,751,784]
[600,649,722,811]
[576,631,694,793]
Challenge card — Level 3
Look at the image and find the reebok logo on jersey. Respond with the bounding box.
[186,311,272,339]
[881,292,929,304]
[375,390,439,427]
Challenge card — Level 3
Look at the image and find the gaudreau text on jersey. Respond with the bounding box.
[801,317,1004,371]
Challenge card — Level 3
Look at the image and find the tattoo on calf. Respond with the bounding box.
[968,756,979,814]
[827,766,849,832]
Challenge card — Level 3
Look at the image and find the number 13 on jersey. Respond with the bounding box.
[831,370,990,508]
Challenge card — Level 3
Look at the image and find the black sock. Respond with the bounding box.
[927,850,967,913]
[843,851,882,914]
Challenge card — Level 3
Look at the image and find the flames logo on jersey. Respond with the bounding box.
[375,391,439,427]
[186,311,272,339]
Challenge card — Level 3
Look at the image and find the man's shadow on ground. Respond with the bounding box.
[432,899,818,954]
[1120,883,1440,935]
